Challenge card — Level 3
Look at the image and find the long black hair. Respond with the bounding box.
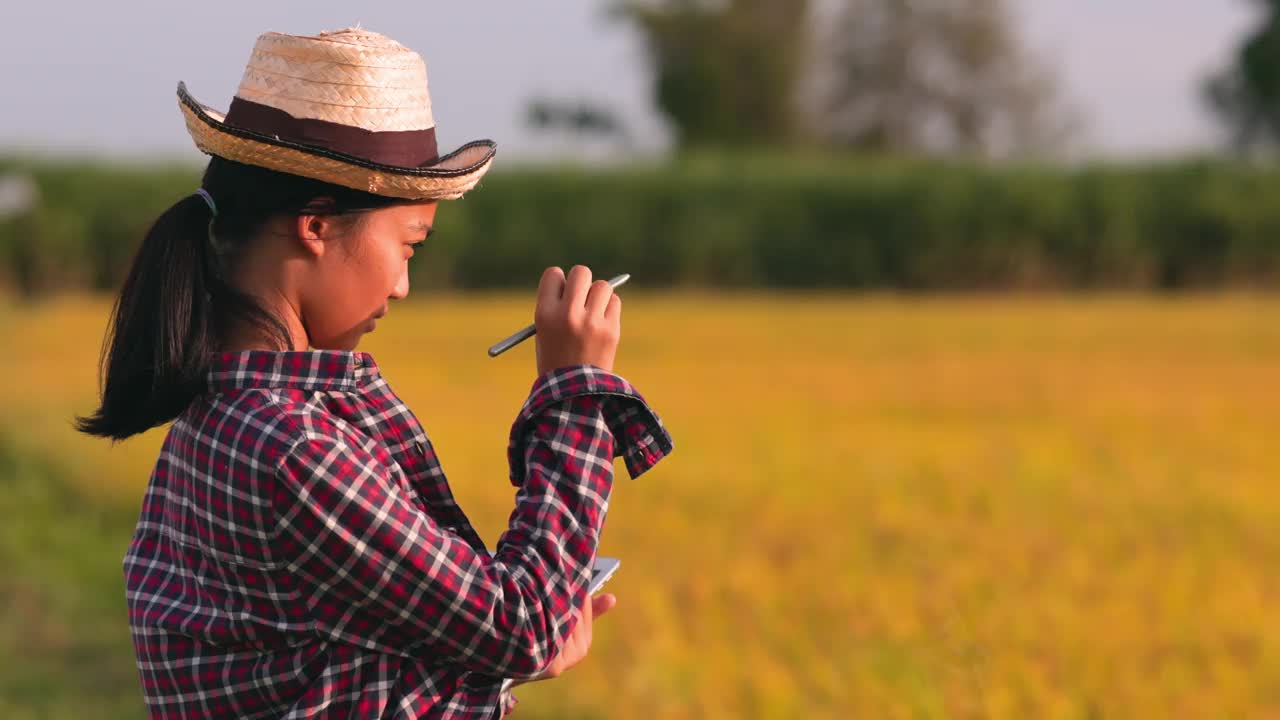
[75,155,410,442]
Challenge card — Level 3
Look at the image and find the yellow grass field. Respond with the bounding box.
[1,292,1277,719]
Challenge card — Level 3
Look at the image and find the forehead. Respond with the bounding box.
[373,200,437,226]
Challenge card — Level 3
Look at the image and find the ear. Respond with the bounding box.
[295,196,338,258]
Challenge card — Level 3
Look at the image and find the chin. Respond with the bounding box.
[312,335,363,351]
[310,320,373,351]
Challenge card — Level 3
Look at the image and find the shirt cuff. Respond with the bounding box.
[507,364,675,486]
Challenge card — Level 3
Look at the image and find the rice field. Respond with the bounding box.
[1,291,1277,719]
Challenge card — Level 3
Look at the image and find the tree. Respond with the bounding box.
[615,0,1075,157]
[1205,0,1280,152]
[613,0,811,150]
[811,0,1078,157]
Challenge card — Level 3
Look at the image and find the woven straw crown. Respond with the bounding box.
[178,27,496,200]
[238,28,435,133]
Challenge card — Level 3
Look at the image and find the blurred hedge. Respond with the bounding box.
[2,152,1279,295]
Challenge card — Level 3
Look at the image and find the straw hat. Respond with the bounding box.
[177,27,496,200]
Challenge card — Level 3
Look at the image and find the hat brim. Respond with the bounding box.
[177,82,496,200]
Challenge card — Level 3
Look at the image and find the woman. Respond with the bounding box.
[75,27,674,719]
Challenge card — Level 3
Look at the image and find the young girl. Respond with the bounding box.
[75,27,673,719]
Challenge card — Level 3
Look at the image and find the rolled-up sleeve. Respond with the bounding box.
[269,363,674,689]
[507,364,675,486]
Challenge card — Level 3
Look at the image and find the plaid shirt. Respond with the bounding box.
[123,350,674,719]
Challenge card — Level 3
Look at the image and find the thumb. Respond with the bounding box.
[591,592,617,618]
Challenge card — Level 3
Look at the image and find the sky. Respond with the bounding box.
[0,1,1260,164]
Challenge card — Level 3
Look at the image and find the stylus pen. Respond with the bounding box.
[487,273,630,358]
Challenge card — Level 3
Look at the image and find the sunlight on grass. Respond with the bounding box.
[1,291,1278,718]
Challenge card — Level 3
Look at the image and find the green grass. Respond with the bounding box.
[0,434,143,719]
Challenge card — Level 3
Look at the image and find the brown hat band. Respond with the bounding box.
[223,96,440,168]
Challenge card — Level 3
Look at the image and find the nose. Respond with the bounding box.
[390,264,410,300]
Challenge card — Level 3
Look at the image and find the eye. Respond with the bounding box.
[410,241,426,250]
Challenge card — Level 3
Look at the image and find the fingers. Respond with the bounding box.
[538,266,566,308]
[584,279,614,317]
[563,265,593,310]
[591,592,617,617]
[575,604,590,643]
[581,591,594,633]
[541,266,619,319]
[580,591,618,646]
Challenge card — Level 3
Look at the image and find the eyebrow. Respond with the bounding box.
[408,221,435,237]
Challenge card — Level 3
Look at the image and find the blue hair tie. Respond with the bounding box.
[194,188,218,217]
[194,189,223,290]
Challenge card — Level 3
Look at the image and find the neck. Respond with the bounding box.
[220,288,311,352]
[219,226,313,352]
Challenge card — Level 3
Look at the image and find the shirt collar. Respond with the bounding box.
[206,349,381,394]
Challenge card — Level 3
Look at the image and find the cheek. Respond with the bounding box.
[339,247,402,304]
[346,243,400,299]
[304,249,386,338]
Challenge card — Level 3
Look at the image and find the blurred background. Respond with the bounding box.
[2,1,1278,718]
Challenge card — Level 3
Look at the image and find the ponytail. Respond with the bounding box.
[75,155,409,441]
[74,190,292,441]
[73,194,222,440]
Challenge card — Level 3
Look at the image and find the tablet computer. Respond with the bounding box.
[588,556,621,595]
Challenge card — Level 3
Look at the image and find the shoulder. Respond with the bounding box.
[195,387,373,475]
